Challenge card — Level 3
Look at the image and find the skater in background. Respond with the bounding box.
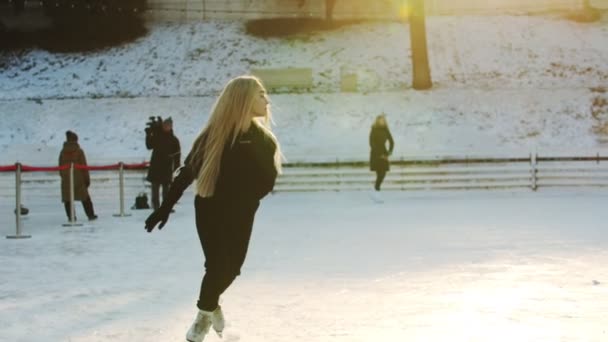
[145,117,181,210]
[59,130,97,221]
[144,75,282,342]
[369,113,394,196]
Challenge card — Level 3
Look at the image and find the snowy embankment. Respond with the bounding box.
[1,16,608,164]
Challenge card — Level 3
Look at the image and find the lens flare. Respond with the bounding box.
[399,3,411,19]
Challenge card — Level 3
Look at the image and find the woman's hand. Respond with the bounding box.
[145,206,171,232]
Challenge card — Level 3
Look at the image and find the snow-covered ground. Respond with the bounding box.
[2,191,608,341]
[2,88,606,165]
[2,16,607,99]
[1,15,608,164]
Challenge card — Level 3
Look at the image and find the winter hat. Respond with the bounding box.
[163,117,173,125]
[66,130,78,142]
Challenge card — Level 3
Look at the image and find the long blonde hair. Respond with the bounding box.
[190,75,282,197]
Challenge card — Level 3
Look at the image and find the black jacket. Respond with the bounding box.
[160,123,278,210]
[146,130,181,184]
[369,126,394,171]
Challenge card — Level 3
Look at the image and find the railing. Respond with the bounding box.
[1,161,148,239]
[277,153,608,191]
[3,153,608,238]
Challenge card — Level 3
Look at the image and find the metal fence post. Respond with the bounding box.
[400,156,405,190]
[530,152,538,191]
[63,162,82,227]
[7,163,31,239]
[114,162,131,217]
[335,157,342,191]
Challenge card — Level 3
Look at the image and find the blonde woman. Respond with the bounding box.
[369,114,394,196]
[144,76,282,342]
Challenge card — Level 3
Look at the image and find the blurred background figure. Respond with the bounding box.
[59,130,97,221]
[369,113,394,201]
[145,116,181,210]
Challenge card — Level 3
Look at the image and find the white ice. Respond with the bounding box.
[2,190,608,341]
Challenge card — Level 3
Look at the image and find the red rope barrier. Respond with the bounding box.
[124,162,149,170]
[74,162,149,170]
[21,164,70,172]
[0,164,17,172]
[75,164,121,171]
[2,162,149,172]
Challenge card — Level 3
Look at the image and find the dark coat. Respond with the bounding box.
[59,141,90,202]
[161,123,278,208]
[369,126,394,172]
[150,123,278,282]
[146,129,181,184]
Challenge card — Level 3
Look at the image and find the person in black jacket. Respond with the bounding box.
[146,117,181,210]
[144,75,282,342]
[369,114,394,193]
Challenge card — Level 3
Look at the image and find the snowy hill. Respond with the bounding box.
[1,15,608,164]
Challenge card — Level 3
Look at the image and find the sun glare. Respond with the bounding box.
[435,285,565,341]
[399,3,411,19]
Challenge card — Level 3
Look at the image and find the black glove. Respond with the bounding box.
[145,206,171,232]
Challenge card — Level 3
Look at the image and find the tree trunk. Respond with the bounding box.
[409,0,432,90]
[326,0,337,21]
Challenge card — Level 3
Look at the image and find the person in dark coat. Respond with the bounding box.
[369,113,394,192]
[144,75,282,342]
[59,130,97,221]
[146,117,181,210]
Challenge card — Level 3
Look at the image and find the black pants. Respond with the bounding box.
[375,170,386,191]
[151,182,170,210]
[194,196,259,311]
[63,197,95,220]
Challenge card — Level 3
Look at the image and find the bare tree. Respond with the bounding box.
[326,0,337,21]
[409,0,432,90]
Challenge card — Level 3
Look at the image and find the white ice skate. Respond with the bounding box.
[370,190,384,203]
[186,310,213,342]
[211,305,225,338]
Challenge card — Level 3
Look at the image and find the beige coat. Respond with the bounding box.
[59,142,90,202]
